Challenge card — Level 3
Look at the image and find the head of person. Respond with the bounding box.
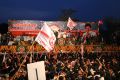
[85,23,91,32]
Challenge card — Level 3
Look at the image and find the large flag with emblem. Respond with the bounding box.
[35,22,56,52]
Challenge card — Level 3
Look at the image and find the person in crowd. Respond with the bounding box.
[82,23,97,44]
[0,51,120,80]
[0,31,120,80]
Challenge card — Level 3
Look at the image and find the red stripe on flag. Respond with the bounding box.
[40,30,50,39]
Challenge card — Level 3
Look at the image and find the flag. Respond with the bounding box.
[98,20,103,32]
[35,22,56,52]
[67,17,77,30]
[98,20,103,26]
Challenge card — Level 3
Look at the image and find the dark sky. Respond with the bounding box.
[0,0,120,23]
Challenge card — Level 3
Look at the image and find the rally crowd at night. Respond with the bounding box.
[0,18,120,80]
[0,50,120,80]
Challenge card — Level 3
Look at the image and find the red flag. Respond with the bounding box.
[35,22,56,52]
[67,17,77,30]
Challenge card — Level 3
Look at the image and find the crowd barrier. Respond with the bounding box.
[0,45,120,53]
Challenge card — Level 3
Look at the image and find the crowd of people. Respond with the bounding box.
[0,22,120,46]
[0,51,120,80]
[0,22,120,80]
[0,31,119,47]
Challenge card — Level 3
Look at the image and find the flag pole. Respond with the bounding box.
[11,41,36,80]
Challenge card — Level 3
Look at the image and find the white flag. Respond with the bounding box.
[67,17,77,30]
[35,22,56,52]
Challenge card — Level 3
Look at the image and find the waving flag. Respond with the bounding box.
[67,17,77,30]
[35,22,56,52]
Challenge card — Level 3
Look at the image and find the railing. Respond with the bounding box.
[0,45,120,53]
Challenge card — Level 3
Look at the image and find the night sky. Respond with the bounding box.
[0,0,120,23]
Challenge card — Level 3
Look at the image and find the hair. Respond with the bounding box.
[85,23,91,28]
[59,76,64,80]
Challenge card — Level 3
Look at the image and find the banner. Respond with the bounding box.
[9,20,98,36]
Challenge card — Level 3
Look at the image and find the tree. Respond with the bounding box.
[58,8,78,21]
[0,23,8,34]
